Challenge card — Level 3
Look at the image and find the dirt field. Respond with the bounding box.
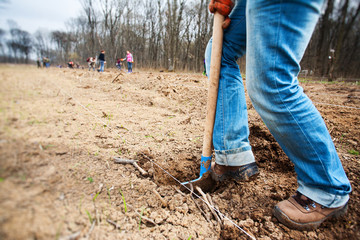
[0,65,359,240]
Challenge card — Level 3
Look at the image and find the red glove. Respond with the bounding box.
[209,0,234,29]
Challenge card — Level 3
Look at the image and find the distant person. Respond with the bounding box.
[123,51,133,73]
[87,57,96,71]
[68,61,74,69]
[116,58,122,70]
[98,50,106,72]
[36,58,41,68]
[43,57,50,68]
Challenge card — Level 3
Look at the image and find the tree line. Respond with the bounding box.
[0,0,359,79]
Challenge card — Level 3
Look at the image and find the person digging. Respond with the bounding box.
[196,0,351,231]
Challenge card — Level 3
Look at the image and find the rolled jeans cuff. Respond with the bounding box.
[214,147,255,166]
[298,180,349,208]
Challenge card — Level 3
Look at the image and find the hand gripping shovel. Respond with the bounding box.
[181,12,224,191]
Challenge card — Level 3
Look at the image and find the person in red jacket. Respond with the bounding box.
[116,58,122,70]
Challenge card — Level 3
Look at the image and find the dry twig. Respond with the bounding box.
[107,219,121,229]
[207,193,223,224]
[134,210,157,226]
[112,72,123,83]
[132,162,148,176]
[58,231,81,240]
[152,189,168,207]
[196,186,222,225]
[114,158,137,164]
[84,221,96,239]
[173,186,186,196]
[189,184,211,223]
[113,157,148,176]
[214,203,224,221]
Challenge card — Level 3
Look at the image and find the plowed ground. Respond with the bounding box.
[0,65,359,239]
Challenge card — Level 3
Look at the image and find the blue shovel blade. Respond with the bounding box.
[181,155,212,185]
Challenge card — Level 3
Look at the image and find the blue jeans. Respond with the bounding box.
[205,0,351,208]
[99,60,105,72]
[128,62,133,73]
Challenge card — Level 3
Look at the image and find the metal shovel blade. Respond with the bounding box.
[181,155,215,193]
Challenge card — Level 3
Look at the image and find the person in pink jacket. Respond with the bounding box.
[124,51,133,73]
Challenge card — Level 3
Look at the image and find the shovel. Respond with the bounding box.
[181,12,224,190]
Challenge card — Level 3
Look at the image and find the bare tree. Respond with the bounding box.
[81,0,98,55]
[302,0,360,79]
[99,0,124,65]
[0,28,5,56]
[51,31,77,62]
[165,0,185,71]
[33,29,52,59]
[7,28,32,63]
[333,0,360,79]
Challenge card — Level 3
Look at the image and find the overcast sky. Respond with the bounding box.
[0,0,83,34]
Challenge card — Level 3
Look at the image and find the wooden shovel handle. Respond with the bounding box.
[202,12,225,157]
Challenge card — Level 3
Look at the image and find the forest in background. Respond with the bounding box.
[0,0,359,79]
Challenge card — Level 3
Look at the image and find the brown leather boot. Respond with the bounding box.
[273,191,348,231]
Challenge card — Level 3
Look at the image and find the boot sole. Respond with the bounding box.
[273,203,348,231]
